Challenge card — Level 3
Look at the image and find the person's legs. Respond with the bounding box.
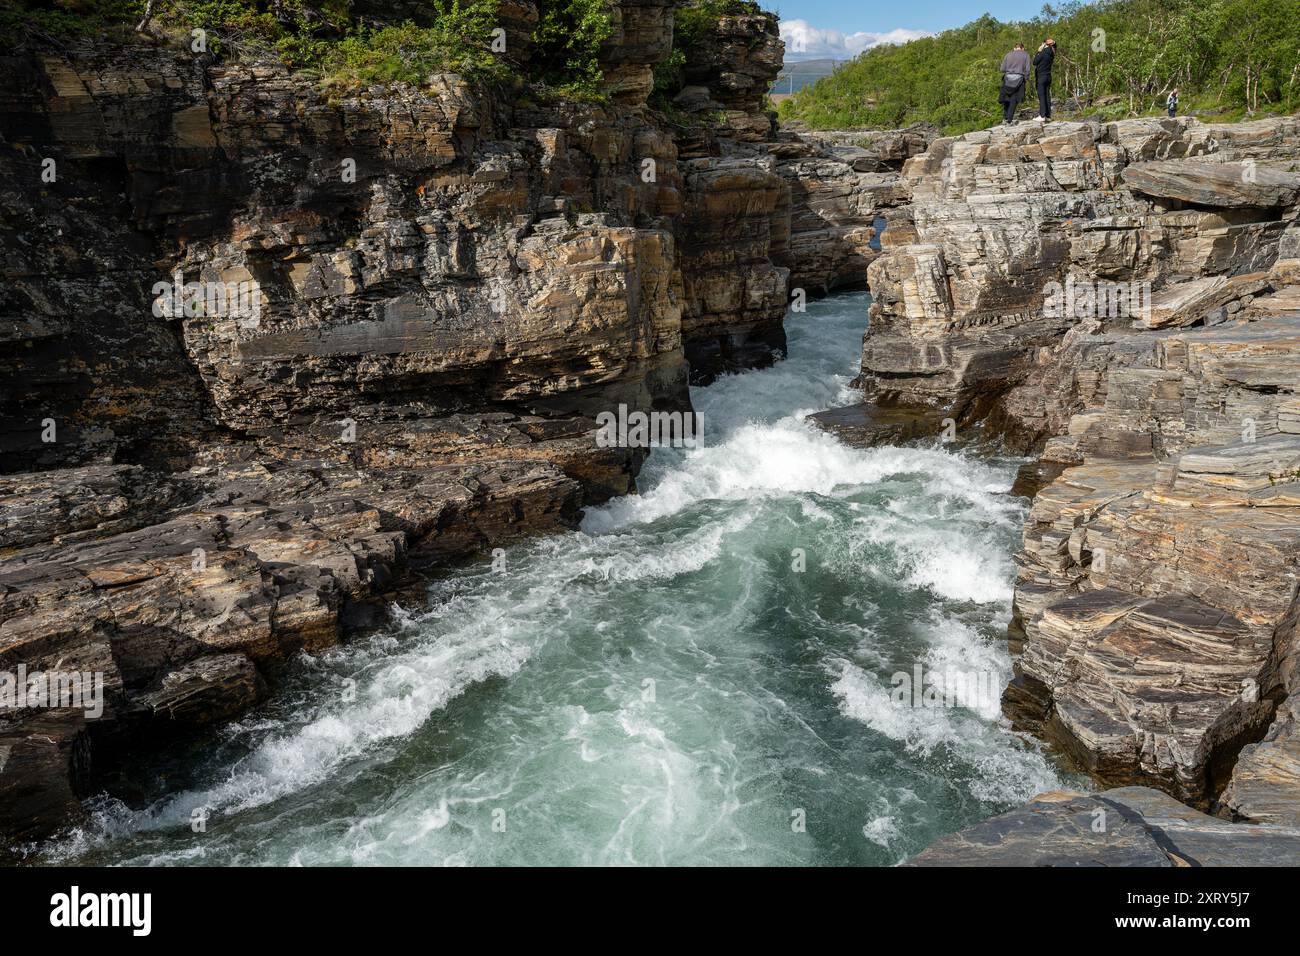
[1004,99,1015,123]
[1036,76,1051,118]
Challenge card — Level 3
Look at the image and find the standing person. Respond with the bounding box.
[998,43,1032,124]
[1167,88,1179,117]
[1033,37,1056,121]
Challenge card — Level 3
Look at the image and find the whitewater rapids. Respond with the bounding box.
[48,292,1068,866]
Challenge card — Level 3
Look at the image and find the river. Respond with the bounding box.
[49,291,1067,866]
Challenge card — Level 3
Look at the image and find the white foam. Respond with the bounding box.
[902,537,1015,604]
[584,418,1010,534]
[862,815,900,848]
[103,602,542,833]
[46,292,1069,865]
[828,607,1061,808]
[571,510,756,583]
[831,660,956,751]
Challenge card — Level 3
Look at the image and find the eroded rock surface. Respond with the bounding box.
[856,116,1300,438]
[909,786,1300,866]
[844,114,1300,854]
[0,2,921,844]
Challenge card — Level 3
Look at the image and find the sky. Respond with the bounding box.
[774,0,1048,61]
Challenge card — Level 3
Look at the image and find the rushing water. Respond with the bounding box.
[48,292,1068,866]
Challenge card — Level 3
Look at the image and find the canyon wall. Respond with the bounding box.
[840,114,1300,860]
[0,0,910,843]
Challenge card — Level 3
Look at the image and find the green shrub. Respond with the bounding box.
[322,4,504,86]
[533,0,613,98]
[1,0,504,85]
[779,0,1300,133]
[0,0,142,46]
[652,0,765,108]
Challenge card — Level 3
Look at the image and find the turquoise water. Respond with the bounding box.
[51,292,1066,866]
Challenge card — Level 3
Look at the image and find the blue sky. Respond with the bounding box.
[774,0,1049,60]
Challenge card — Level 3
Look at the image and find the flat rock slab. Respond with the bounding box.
[908,789,1174,866]
[909,786,1300,865]
[1139,273,1271,330]
[1174,434,1300,493]
[1009,459,1070,499]
[1122,160,1300,209]
[806,402,951,448]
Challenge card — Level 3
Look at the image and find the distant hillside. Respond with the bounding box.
[778,0,1300,133]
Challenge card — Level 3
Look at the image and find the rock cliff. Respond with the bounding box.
[0,1,909,844]
[832,113,1300,862]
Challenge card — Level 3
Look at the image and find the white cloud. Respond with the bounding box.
[779,19,932,61]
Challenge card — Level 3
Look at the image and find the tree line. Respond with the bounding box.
[778,0,1300,133]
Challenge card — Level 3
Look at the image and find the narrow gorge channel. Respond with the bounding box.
[46,292,1066,866]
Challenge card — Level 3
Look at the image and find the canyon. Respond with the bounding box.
[1,1,912,844]
[2,1,1299,866]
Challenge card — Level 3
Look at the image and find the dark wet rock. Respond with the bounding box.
[0,714,91,844]
[1223,693,1300,826]
[133,654,266,727]
[910,786,1300,866]
[1009,459,1069,499]
[807,402,950,447]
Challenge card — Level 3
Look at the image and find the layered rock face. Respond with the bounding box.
[770,125,934,298]
[2,33,666,836]
[668,8,927,379]
[859,117,1300,434]
[0,0,921,844]
[999,158,1300,815]
[668,9,790,378]
[848,114,1300,860]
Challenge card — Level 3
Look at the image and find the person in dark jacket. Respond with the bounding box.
[1167,88,1179,117]
[998,43,1032,123]
[1033,38,1056,120]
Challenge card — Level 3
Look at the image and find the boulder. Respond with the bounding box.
[910,786,1300,866]
[1123,160,1300,209]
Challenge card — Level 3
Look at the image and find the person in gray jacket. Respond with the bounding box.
[998,43,1032,124]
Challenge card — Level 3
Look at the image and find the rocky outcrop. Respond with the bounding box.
[661,6,788,379]
[768,126,930,298]
[1223,692,1300,825]
[0,0,897,844]
[1123,158,1300,209]
[1002,274,1300,812]
[910,786,1300,866]
[1,44,654,835]
[852,117,1300,437]
[667,8,929,379]
[839,113,1300,860]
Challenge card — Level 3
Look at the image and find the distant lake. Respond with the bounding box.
[770,58,849,95]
